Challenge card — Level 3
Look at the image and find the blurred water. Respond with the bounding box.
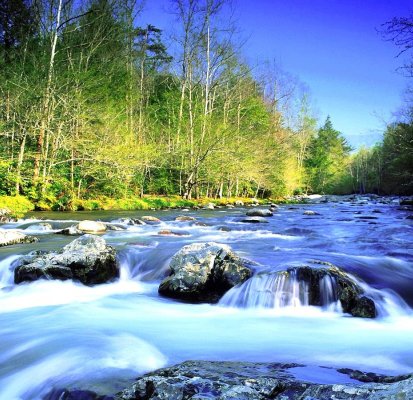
[0,199,412,399]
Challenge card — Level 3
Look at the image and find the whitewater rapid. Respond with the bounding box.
[0,199,412,399]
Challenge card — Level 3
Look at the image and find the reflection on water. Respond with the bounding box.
[0,199,413,399]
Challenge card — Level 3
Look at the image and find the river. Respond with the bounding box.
[0,197,412,399]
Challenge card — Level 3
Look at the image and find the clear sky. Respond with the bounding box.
[140,0,413,149]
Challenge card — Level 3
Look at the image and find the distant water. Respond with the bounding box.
[0,199,412,399]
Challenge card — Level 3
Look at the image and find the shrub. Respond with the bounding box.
[0,196,35,218]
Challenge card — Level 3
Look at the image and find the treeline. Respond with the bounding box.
[0,0,411,211]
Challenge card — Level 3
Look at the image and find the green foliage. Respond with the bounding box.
[304,117,352,194]
[381,122,413,194]
[0,195,34,218]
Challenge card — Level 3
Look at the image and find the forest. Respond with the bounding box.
[0,0,412,212]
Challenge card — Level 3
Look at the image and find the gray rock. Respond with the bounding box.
[117,360,413,400]
[234,200,244,206]
[203,203,215,210]
[14,235,119,285]
[110,218,145,226]
[141,216,161,224]
[175,216,196,222]
[246,208,273,217]
[303,210,320,216]
[77,220,107,234]
[0,208,16,223]
[0,230,38,247]
[55,225,84,236]
[158,242,253,302]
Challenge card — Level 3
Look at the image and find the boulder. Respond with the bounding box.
[117,360,413,400]
[14,235,119,285]
[239,217,269,223]
[203,203,215,210]
[77,220,107,234]
[0,230,38,247]
[287,264,376,318]
[0,208,17,223]
[175,215,196,222]
[246,208,273,217]
[141,216,161,224]
[234,200,244,206]
[158,242,253,303]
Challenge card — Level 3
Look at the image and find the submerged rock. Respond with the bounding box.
[240,216,269,223]
[158,242,253,303]
[303,210,320,216]
[77,220,107,234]
[14,235,119,285]
[25,222,53,231]
[110,218,145,226]
[0,230,38,247]
[141,216,161,224]
[117,360,413,400]
[246,208,273,217]
[157,230,189,236]
[175,215,196,222]
[44,388,114,400]
[55,225,84,236]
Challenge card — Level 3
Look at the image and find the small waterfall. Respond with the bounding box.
[320,275,342,312]
[220,270,310,309]
[0,255,20,289]
[220,267,411,317]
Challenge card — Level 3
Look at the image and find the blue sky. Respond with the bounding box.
[140,0,413,148]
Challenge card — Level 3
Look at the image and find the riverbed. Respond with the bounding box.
[0,198,412,399]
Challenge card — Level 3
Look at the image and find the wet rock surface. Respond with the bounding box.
[158,242,253,302]
[288,264,377,318]
[14,235,119,285]
[246,208,273,217]
[240,216,269,223]
[0,230,38,247]
[115,361,413,400]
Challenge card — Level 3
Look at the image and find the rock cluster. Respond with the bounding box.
[116,361,413,400]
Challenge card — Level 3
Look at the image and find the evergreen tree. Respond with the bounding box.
[305,116,352,193]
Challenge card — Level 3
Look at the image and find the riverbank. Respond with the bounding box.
[0,195,271,219]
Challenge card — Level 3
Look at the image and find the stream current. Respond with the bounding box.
[0,198,413,399]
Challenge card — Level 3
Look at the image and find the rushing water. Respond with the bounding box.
[0,198,413,399]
